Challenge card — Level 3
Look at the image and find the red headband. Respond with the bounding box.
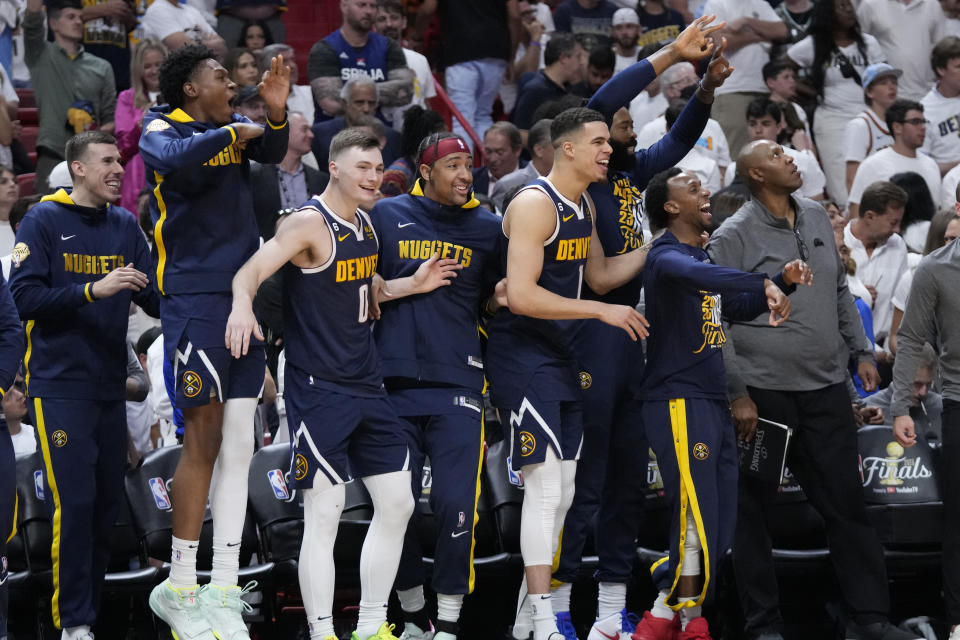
[420,136,470,166]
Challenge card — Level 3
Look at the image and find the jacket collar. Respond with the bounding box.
[744,194,803,230]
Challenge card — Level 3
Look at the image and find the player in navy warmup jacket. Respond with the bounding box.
[225,128,460,640]
[0,270,24,640]
[634,167,807,640]
[141,44,289,640]
[9,132,159,639]
[486,107,658,640]
[546,19,735,639]
[370,132,504,640]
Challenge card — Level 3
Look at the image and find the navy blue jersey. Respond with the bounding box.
[371,180,502,391]
[321,30,392,83]
[487,177,593,407]
[0,272,23,397]
[283,197,383,396]
[638,231,773,402]
[140,106,288,296]
[9,190,159,400]
[583,174,644,306]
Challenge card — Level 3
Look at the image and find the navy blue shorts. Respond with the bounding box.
[284,365,410,488]
[161,293,265,408]
[504,372,583,469]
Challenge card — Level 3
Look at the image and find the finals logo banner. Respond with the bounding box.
[857,426,938,504]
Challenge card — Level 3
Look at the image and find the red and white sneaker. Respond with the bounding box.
[677,617,712,640]
[632,611,680,640]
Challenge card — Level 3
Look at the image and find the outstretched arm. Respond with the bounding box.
[226,208,330,357]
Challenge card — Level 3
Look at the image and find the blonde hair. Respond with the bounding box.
[130,39,168,111]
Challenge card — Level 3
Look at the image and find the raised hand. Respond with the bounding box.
[258,54,291,121]
[701,37,734,92]
[783,259,813,286]
[670,14,726,63]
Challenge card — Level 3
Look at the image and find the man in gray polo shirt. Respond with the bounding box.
[891,238,960,640]
[708,139,919,640]
[24,0,116,194]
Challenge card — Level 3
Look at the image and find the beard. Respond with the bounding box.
[608,137,637,173]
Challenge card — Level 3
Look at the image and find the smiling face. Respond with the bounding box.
[560,119,612,182]
[141,48,165,94]
[665,170,712,233]
[374,6,405,40]
[330,145,384,210]
[186,58,238,125]
[72,143,125,205]
[422,151,474,206]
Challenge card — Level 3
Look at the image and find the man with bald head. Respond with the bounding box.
[707,140,918,640]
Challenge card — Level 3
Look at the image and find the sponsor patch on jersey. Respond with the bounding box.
[693,442,710,461]
[11,242,29,267]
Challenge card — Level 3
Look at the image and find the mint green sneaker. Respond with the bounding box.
[148,579,217,640]
[351,622,401,640]
[198,581,257,640]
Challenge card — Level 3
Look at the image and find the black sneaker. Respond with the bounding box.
[846,621,924,640]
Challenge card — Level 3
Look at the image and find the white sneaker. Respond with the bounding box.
[587,611,621,640]
[399,623,434,640]
[149,579,217,640]
[198,581,257,640]
[950,626,960,640]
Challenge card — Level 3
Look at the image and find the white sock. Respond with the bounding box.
[397,585,426,614]
[169,535,199,588]
[209,398,256,587]
[356,601,389,639]
[597,582,626,620]
[301,481,344,640]
[61,626,91,640]
[650,590,673,621]
[551,582,571,615]
[437,593,464,623]
[678,598,701,630]
[210,536,241,588]
[434,633,456,640]
[513,579,532,640]
[530,593,557,640]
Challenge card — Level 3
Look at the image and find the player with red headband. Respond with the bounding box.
[369,131,505,640]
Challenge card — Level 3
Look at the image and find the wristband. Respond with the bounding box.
[697,81,714,94]
[530,40,541,47]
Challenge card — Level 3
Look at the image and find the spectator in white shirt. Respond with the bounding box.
[787,0,885,206]
[730,97,825,199]
[849,99,942,217]
[890,170,938,253]
[922,36,960,175]
[142,0,226,56]
[762,58,812,148]
[612,7,640,74]
[844,63,901,192]
[628,43,670,128]
[664,99,722,193]
[842,181,908,345]
[374,0,438,131]
[703,0,787,158]
[857,0,947,101]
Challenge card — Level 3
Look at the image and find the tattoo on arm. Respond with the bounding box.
[378,68,415,107]
[312,76,344,115]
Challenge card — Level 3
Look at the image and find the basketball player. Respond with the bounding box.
[225,128,461,640]
[371,131,503,640]
[636,167,805,640]
[486,106,659,640]
[142,44,289,640]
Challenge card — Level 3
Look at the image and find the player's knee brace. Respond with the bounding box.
[520,449,564,566]
[680,511,702,577]
[365,470,415,527]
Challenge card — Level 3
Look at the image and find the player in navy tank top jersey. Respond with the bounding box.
[225,129,459,640]
[486,108,654,640]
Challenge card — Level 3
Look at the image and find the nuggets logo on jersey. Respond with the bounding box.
[398,240,473,267]
[63,253,125,275]
[578,371,593,389]
[12,242,29,267]
[693,442,710,461]
[203,143,243,168]
[611,175,644,254]
[52,429,68,447]
[295,454,309,481]
[182,370,203,398]
[519,431,536,457]
[693,292,725,354]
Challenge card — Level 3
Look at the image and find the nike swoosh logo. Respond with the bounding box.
[595,629,618,640]
[562,214,574,222]
[338,233,351,241]
[226,541,241,547]
[451,530,469,538]
[61,234,76,240]
[398,222,416,228]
